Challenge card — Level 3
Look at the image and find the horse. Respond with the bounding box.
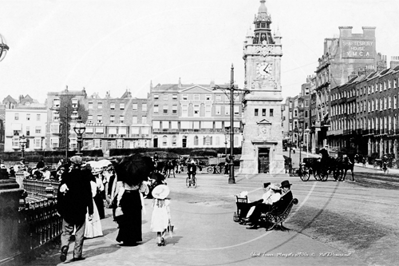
[164,160,176,178]
[335,155,355,181]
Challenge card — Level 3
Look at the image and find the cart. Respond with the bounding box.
[206,157,226,174]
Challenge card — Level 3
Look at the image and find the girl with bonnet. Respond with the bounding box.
[150,175,171,246]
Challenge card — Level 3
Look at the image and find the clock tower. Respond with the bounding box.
[239,0,285,175]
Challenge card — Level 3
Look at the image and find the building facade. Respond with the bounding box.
[149,81,243,149]
[240,0,284,174]
[313,26,380,151]
[329,58,399,158]
[4,105,47,152]
[46,87,151,155]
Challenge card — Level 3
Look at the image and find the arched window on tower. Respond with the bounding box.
[261,33,266,43]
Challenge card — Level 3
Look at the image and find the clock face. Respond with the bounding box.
[257,62,272,78]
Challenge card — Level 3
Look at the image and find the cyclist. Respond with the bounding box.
[382,154,389,173]
[187,159,197,186]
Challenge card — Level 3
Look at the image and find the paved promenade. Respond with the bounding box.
[24,172,367,266]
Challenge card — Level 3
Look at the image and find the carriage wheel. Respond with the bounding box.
[299,167,310,181]
[207,166,213,174]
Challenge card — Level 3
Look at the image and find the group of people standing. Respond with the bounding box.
[56,154,172,262]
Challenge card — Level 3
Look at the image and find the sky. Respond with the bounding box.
[1,0,399,104]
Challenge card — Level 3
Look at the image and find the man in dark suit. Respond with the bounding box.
[271,180,293,214]
[57,156,93,262]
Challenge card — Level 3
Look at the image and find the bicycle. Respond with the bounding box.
[186,172,197,188]
[382,162,389,174]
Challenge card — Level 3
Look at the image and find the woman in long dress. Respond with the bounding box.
[114,154,153,246]
[84,177,103,238]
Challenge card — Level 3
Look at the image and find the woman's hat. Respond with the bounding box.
[281,180,292,188]
[70,156,83,165]
[152,184,170,199]
[269,184,281,191]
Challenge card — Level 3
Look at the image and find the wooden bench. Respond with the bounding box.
[260,198,299,231]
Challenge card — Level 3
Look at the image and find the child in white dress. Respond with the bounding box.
[150,184,171,246]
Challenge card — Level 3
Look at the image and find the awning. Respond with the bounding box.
[11,123,22,130]
[108,127,117,134]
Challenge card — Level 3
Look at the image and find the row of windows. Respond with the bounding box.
[152,120,240,130]
[154,135,240,147]
[13,127,42,135]
[86,115,147,124]
[254,108,274,117]
[87,102,147,111]
[14,113,42,121]
[153,104,240,117]
[331,115,399,131]
[332,77,399,101]
[12,137,43,149]
[332,94,399,116]
[154,94,230,102]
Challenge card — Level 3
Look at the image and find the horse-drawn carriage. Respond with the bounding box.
[296,155,354,182]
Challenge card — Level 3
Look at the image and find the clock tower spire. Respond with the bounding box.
[253,0,274,45]
[239,0,284,175]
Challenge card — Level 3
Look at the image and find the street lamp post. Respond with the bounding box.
[305,128,310,157]
[224,127,230,159]
[213,65,246,184]
[299,127,303,165]
[19,135,27,160]
[73,117,86,156]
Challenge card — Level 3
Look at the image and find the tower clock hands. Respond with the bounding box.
[263,64,269,74]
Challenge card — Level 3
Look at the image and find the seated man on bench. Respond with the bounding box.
[247,180,293,229]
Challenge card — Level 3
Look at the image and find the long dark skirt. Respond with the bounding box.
[94,191,105,219]
[116,190,142,244]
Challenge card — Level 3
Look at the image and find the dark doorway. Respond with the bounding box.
[182,136,187,148]
[258,147,269,173]
[153,137,158,148]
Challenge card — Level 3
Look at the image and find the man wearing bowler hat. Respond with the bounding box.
[272,180,293,214]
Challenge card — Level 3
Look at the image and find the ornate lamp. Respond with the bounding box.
[73,117,86,156]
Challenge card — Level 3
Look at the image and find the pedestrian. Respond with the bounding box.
[91,165,105,219]
[151,183,171,246]
[224,156,230,175]
[57,156,93,262]
[84,168,103,239]
[114,154,152,246]
[0,163,9,179]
